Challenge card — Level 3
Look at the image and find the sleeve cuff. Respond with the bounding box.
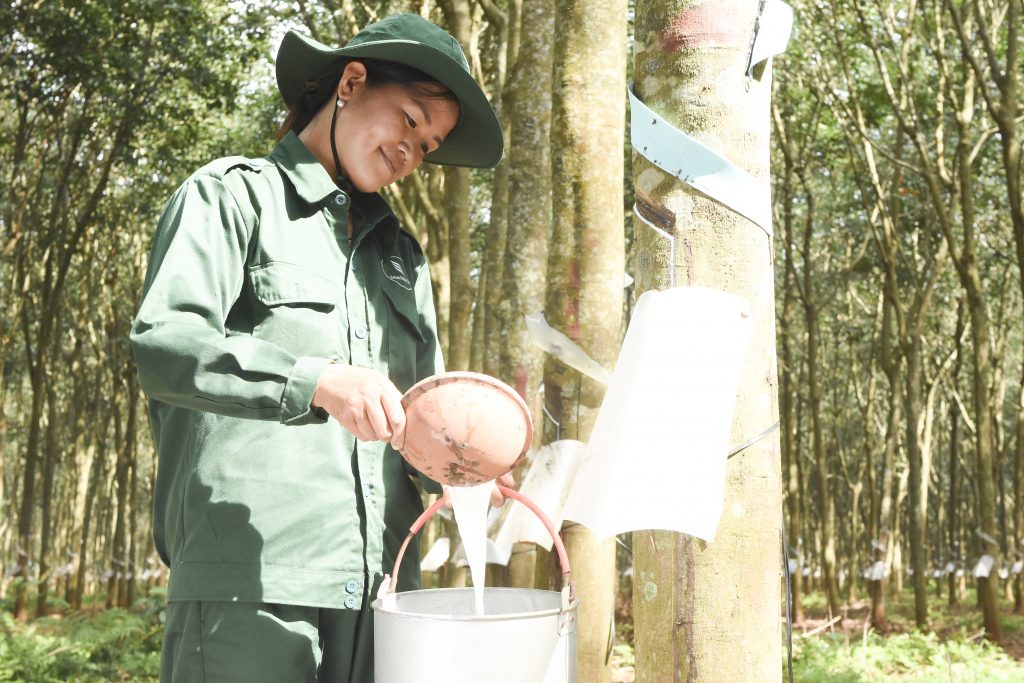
[281,356,333,425]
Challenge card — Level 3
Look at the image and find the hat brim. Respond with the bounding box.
[276,31,503,169]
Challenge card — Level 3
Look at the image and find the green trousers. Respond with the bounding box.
[160,600,374,682]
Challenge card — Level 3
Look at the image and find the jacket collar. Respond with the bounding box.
[271,131,338,205]
[271,131,397,232]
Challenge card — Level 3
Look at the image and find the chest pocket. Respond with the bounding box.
[382,282,428,393]
[249,261,343,359]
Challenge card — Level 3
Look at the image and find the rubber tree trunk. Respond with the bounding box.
[871,300,901,631]
[630,1,783,680]
[496,0,553,409]
[778,233,803,623]
[905,350,929,627]
[496,0,554,589]
[799,182,841,618]
[437,0,476,370]
[470,0,512,375]
[35,368,60,617]
[541,0,626,678]
[1016,370,1024,614]
[481,0,521,377]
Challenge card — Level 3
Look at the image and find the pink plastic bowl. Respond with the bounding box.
[400,371,533,486]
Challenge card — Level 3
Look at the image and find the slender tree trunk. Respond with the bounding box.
[800,190,841,617]
[778,247,803,623]
[631,1,783,679]
[13,362,46,619]
[471,162,504,374]
[495,0,553,401]
[125,402,139,608]
[905,349,928,627]
[444,166,472,370]
[871,300,901,630]
[541,0,625,678]
[849,481,862,605]
[949,396,961,607]
[437,0,477,371]
[107,396,131,610]
[892,467,909,598]
[495,0,555,590]
[955,131,1003,641]
[34,368,60,617]
[1015,369,1024,613]
[74,404,109,610]
[476,0,516,376]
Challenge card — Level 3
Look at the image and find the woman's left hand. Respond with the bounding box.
[489,472,516,507]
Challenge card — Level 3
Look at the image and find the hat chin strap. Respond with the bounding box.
[329,98,352,192]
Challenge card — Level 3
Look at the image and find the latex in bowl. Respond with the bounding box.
[400,371,533,486]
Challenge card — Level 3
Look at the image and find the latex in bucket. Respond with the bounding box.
[371,486,578,683]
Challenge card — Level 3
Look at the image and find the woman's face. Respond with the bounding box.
[333,63,459,193]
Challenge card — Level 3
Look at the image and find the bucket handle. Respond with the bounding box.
[382,485,576,607]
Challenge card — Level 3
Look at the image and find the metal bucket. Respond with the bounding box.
[373,586,577,682]
[371,486,579,683]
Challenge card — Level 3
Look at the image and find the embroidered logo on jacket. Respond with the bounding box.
[382,256,412,290]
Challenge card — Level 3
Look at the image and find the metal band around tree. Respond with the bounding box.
[628,82,773,237]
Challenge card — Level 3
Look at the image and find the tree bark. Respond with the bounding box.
[541,0,626,677]
[631,1,783,679]
[437,0,477,371]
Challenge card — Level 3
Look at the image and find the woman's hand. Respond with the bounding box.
[312,364,406,447]
[490,472,516,507]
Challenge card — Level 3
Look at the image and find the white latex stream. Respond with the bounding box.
[449,482,494,616]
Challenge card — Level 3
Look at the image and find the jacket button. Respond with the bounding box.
[354,326,367,339]
[344,595,359,609]
[334,193,348,206]
[346,580,359,594]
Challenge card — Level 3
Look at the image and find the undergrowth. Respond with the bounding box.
[0,589,164,682]
[788,588,1024,682]
[790,630,1024,682]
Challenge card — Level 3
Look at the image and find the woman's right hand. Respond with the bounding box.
[312,364,406,448]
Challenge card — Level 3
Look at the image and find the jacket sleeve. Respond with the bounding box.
[130,173,330,425]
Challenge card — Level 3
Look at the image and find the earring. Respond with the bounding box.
[336,97,344,108]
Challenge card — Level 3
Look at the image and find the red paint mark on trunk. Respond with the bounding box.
[661,2,750,52]
[515,364,528,402]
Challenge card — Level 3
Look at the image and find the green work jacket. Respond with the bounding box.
[130,131,442,609]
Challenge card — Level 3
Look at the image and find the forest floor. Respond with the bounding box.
[3,585,1023,681]
[783,588,1024,682]
[607,586,1024,682]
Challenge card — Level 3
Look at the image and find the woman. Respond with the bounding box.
[131,14,504,682]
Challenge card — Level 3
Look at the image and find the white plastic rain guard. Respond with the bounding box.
[372,486,579,683]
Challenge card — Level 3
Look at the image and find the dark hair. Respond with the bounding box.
[275,58,458,141]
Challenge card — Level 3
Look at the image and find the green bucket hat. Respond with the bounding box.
[276,14,503,169]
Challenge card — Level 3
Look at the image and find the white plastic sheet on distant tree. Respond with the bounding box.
[494,440,587,557]
[973,555,995,578]
[562,286,754,543]
[420,537,451,572]
[526,313,612,385]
